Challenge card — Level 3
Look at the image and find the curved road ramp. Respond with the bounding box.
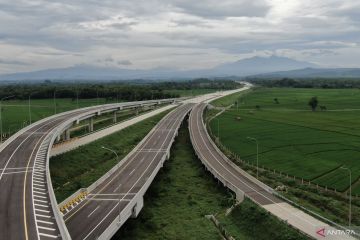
[189,103,357,240]
[62,104,193,239]
[0,99,178,240]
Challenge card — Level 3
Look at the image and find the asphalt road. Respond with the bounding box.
[63,104,193,240]
[189,103,283,206]
[0,100,174,240]
[0,109,92,240]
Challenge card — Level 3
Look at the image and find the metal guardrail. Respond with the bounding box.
[0,98,178,240]
[97,105,192,239]
[201,103,360,239]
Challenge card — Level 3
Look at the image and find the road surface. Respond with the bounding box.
[63,104,193,239]
[0,99,175,240]
[189,103,356,240]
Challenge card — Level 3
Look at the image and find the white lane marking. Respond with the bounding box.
[128,169,135,176]
[0,117,60,182]
[113,184,122,193]
[34,199,48,204]
[33,187,46,192]
[33,190,46,195]
[88,193,136,196]
[34,195,47,199]
[87,206,100,218]
[33,183,45,188]
[2,170,32,175]
[35,213,51,218]
[36,209,50,213]
[39,233,58,238]
[37,220,54,225]
[82,105,191,240]
[34,180,44,184]
[33,176,44,181]
[191,104,317,227]
[35,203,49,208]
[38,226,55,231]
[64,106,182,222]
[87,199,131,202]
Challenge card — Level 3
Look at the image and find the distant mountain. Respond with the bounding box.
[0,56,318,81]
[249,68,360,79]
[208,55,317,77]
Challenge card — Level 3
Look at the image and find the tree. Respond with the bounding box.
[308,96,318,111]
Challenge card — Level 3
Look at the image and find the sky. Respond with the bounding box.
[0,0,359,74]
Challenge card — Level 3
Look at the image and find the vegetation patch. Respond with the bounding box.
[50,109,171,202]
[113,121,308,240]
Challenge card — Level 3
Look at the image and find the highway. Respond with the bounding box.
[0,99,176,240]
[63,104,193,239]
[189,103,282,205]
[189,103,356,240]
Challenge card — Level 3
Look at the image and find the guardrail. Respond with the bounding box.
[200,103,360,239]
[97,105,193,239]
[0,98,178,240]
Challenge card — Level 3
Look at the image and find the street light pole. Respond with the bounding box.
[53,91,57,114]
[247,137,259,178]
[0,95,15,143]
[217,118,220,141]
[101,146,121,223]
[28,94,32,124]
[340,167,352,227]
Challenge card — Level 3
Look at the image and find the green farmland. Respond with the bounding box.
[210,88,360,195]
[1,98,118,137]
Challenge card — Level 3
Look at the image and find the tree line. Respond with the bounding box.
[0,79,240,101]
[247,78,360,89]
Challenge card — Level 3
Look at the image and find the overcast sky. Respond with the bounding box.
[0,0,359,74]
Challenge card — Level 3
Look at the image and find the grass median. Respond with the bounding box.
[50,108,172,202]
[113,121,307,240]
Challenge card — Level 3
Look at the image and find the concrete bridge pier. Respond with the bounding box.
[113,111,117,123]
[89,117,94,132]
[65,129,70,141]
[131,197,144,218]
[235,190,245,203]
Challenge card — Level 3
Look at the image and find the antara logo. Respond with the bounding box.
[316,227,356,238]
[316,228,326,237]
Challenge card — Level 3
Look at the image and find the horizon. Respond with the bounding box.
[0,1,360,75]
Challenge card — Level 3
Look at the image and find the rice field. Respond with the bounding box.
[210,88,360,194]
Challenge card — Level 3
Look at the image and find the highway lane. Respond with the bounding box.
[63,103,193,240]
[189,103,282,205]
[189,103,359,240]
[0,111,91,240]
[0,100,175,240]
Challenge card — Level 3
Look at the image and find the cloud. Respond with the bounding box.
[172,0,270,19]
[0,59,30,66]
[0,0,359,74]
[117,60,132,65]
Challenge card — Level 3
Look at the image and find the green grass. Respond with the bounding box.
[50,109,171,202]
[1,98,117,137]
[209,88,360,193]
[211,89,250,107]
[113,122,308,240]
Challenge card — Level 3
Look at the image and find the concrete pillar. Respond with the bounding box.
[89,117,94,132]
[65,129,70,141]
[113,111,117,123]
[236,190,245,203]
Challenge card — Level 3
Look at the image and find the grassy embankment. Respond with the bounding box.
[50,109,171,202]
[208,87,360,225]
[113,122,307,240]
